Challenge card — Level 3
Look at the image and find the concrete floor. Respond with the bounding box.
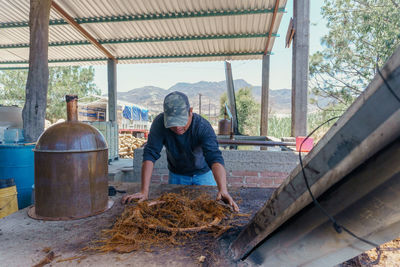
[0,183,274,266]
[108,158,134,182]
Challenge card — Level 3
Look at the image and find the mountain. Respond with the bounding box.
[168,79,254,99]
[117,79,331,116]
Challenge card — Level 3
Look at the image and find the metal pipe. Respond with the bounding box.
[218,139,295,147]
[218,135,268,141]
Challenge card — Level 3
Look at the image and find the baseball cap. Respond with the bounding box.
[163,91,190,128]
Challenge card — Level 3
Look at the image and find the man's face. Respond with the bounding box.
[169,108,193,135]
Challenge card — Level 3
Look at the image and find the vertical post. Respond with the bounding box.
[225,61,239,134]
[260,54,270,137]
[107,58,117,122]
[208,99,211,118]
[199,93,202,115]
[291,0,310,137]
[22,0,52,142]
[214,106,217,125]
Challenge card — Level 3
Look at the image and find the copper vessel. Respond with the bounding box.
[30,95,110,220]
[218,119,232,136]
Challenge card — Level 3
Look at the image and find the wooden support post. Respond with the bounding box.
[22,0,52,142]
[260,54,270,136]
[198,93,202,115]
[107,58,117,122]
[291,0,310,137]
[225,61,239,134]
[230,45,400,260]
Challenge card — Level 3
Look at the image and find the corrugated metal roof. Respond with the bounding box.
[0,0,287,68]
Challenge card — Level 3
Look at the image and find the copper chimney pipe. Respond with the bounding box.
[66,95,78,121]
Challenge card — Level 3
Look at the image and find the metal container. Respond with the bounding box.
[218,119,232,136]
[31,95,109,220]
[0,144,34,209]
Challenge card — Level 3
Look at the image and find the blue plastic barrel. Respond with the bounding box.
[0,144,35,209]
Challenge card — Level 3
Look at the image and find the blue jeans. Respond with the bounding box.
[168,170,217,186]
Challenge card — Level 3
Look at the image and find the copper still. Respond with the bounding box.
[29,95,110,220]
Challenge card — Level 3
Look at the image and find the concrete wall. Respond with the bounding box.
[129,148,299,188]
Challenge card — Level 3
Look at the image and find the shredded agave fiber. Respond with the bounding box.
[92,192,234,253]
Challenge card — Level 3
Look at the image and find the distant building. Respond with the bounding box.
[78,95,150,131]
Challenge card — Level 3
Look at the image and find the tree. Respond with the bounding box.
[23,0,52,142]
[0,66,100,122]
[219,87,260,135]
[309,0,400,107]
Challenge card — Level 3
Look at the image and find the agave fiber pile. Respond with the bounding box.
[93,192,235,253]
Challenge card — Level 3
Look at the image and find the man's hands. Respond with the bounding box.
[121,161,154,204]
[121,191,148,204]
[217,190,239,212]
[122,189,239,212]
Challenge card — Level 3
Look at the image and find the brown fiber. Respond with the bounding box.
[91,191,235,253]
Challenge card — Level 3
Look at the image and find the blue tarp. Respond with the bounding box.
[122,106,132,120]
[141,109,148,121]
[122,105,148,121]
[132,105,141,120]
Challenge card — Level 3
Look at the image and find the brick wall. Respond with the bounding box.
[142,170,289,188]
[130,149,299,188]
[226,170,288,188]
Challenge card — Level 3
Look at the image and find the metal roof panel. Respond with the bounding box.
[0,0,287,67]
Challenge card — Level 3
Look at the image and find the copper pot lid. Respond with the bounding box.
[35,122,107,152]
[35,95,107,152]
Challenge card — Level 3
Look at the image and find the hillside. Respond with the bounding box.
[117,79,330,116]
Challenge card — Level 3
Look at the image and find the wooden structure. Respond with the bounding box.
[231,45,400,265]
[246,138,400,266]
[0,0,294,141]
[224,61,239,134]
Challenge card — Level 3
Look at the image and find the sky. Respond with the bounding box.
[93,0,329,94]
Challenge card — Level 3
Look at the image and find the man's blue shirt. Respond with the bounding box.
[143,113,224,176]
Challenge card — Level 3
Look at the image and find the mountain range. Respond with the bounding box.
[117,79,330,116]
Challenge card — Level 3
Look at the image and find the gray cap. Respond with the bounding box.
[163,91,190,128]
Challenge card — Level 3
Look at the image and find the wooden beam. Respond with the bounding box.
[225,61,239,134]
[22,0,52,142]
[285,18,295,48]
[230,45,400,260]
[260,54,270,136]
[247,138,400,266]
[51,1,116,61]
[264,0,280,54]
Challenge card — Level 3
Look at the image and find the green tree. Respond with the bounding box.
[0,66,100,122]
[309,0,400,106]
[219,87,260,135]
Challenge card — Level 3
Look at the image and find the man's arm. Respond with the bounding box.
[197,118,239,212]
[122,115,165,204]
[212,162,239,212]
[122,160,154,203]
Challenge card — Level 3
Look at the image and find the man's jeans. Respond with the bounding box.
[168,170,217,186]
